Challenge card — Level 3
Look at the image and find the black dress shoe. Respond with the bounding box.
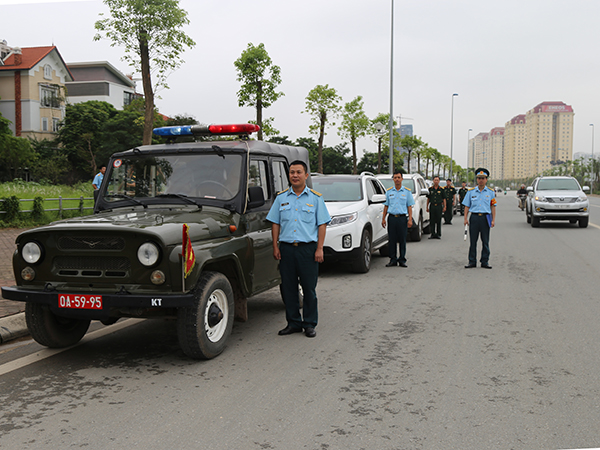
[278,325,303,335]
[428,236,436,240]
[399,263,407,268]
[305,327,316,338]
[385,261,398,267]
[464,264,476,268]
[481,264,492,269]
[434,236,441,239]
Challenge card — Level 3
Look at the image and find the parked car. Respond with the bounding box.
[375,173,431,241]
[311,172,388,273]
[1,123,311,360]
[525,176,590,228]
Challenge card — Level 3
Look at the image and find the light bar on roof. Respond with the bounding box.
[153,123,260,137]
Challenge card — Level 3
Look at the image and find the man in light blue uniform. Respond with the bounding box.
[92,165,106,190]
[267,160,331,338]
[462,168,497,269]
[381,170,414,267]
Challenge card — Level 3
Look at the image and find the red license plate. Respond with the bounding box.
[58,294,103,310]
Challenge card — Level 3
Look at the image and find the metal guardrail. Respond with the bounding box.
[0,196,94,219]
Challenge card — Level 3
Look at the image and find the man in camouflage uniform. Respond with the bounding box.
[458,181,469,216]
[443,179,457,224]
[427,176,446,239]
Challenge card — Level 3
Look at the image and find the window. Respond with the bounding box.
[41,85,60,108]
[123,91,135,107]
[52,118,60,132]
[41,117,48,132]
[272,160,289,194]
[249,159,269,200]
[44,65,52,80]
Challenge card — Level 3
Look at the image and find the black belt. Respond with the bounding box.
[431,203,442,206]
[281,241,315,246]
[472,213,487,216]
[389,214,406,217]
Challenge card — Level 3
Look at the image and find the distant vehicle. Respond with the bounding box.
[526,176,590,228]
[375,173,431,241]
[311,172,388,273]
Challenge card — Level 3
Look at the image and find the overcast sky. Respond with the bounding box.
[2,0,599,168]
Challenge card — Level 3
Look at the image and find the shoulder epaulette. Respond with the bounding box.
[276,188,290,196]
[405,187,412,191]
[468,187,475,191]
[386,186,394,191]
[310,189,322,197]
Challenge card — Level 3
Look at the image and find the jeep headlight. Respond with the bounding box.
[137,242,160,267]
[329,212,358,226]
[22,242,42,264]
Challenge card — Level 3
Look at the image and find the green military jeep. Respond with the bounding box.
[1,123,310,359]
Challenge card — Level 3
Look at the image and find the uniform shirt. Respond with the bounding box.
[384,186,415,215]
[458,187,469,201]
[444,185,457,202]
[92,172,104,189]
[267,186,331,243]
[462,186,497,213]
[428,186,445,206]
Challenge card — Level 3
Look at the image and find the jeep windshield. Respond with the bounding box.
[103,153,243,203]
[537,178,580,191]
[312,178,363,202]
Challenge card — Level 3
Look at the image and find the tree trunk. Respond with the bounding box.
[256,81,263,141]
[352,136,357,175]
[139,31,154,146]
[318,111,326,174]
[377,137,382,174]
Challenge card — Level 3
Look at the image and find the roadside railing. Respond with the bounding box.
[0,196,94,221]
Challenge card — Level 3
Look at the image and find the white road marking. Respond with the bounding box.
[0,318,144,377]
[590,222,600,230]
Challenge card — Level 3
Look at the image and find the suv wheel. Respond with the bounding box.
[177,271,234,359]
[352,229,372,273]
[526,207,531,223]
[531,216,540,228]
[410,215,423,241]
[579,217,589,228]
[25,302,90,348]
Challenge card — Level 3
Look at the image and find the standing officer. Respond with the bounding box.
[463,168,496,269]
[381,170,414,267]
[267,160,331,338]
[443,178,457,224]
[458,181,469,215]
[426,176,446,239]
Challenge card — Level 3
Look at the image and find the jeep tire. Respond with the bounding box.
[177,271,234,360]
[25,302,91,348]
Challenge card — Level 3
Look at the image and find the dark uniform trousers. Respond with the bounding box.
[430,204,443,237]
[444,202,453,224]
[468,214,491,265]
[387,214,408,264]
[279,242,319,329]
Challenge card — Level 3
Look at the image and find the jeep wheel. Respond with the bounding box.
[579,217,589,228]
[352,229,372,273]
[531,216,540,228]
[177,271,234,359]
[25,303,90,348]
[410,215,423,242]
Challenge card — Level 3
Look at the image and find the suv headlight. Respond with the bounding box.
[534,195,546,202]
[22,242,42,264]
[329,212,358,226]
[577,195,587,202]
[137,242,160,267]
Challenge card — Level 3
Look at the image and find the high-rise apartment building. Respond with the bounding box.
[489,127,505,180]
[503,114,527,179]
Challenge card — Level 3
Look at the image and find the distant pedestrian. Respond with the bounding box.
[93,165,106,190]
[443,178,456,224]
[267,160,331,338]
[381,170,414,267]
[463,168,496,269]
[458,181,469,215]
[427,176,446,239]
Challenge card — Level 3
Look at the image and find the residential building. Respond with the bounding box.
[0,43,73,139]
[503,114,526,180]
[66,61,138,110]
[489,127,505,180]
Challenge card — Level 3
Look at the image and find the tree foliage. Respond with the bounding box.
[303,84,342,174]
[94,0,195,145]
[338,96,370,174]
[234,43,284,141]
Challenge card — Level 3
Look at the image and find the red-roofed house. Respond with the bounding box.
[0,42,73,139]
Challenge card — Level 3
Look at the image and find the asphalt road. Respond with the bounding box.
[1,195,599,450]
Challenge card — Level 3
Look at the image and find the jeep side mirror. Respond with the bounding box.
[247,186,265,209]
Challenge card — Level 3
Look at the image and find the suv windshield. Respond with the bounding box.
[377,178,414,191]
[104,154,243,201]
[537,178,580,191]
[312,178,363,202]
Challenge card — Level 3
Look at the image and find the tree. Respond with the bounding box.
[303,85,342,174]
[94,0,195,145]
[0,135,37,182]
[249,117,280,139]
[234,43,284,141]
[338,96,370,174]
[400,135,424,174]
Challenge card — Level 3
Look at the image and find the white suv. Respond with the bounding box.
[376,173,431,241]
[311,172,388,273]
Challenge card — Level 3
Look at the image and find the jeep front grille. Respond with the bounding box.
[54,256,130,277]
[57,236,126,251]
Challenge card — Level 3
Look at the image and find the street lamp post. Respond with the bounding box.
[468,128,473,185]
[388,0,395,175]
[590,124,595,194]
[449,93,458,180]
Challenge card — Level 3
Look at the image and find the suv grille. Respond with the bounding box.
[546,197,577,203]
[54,256,130,277]
[57,236,126,251]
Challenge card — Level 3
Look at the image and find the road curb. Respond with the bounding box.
[0,312,28,344]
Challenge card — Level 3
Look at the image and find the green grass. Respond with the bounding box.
[0,180,95,227]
